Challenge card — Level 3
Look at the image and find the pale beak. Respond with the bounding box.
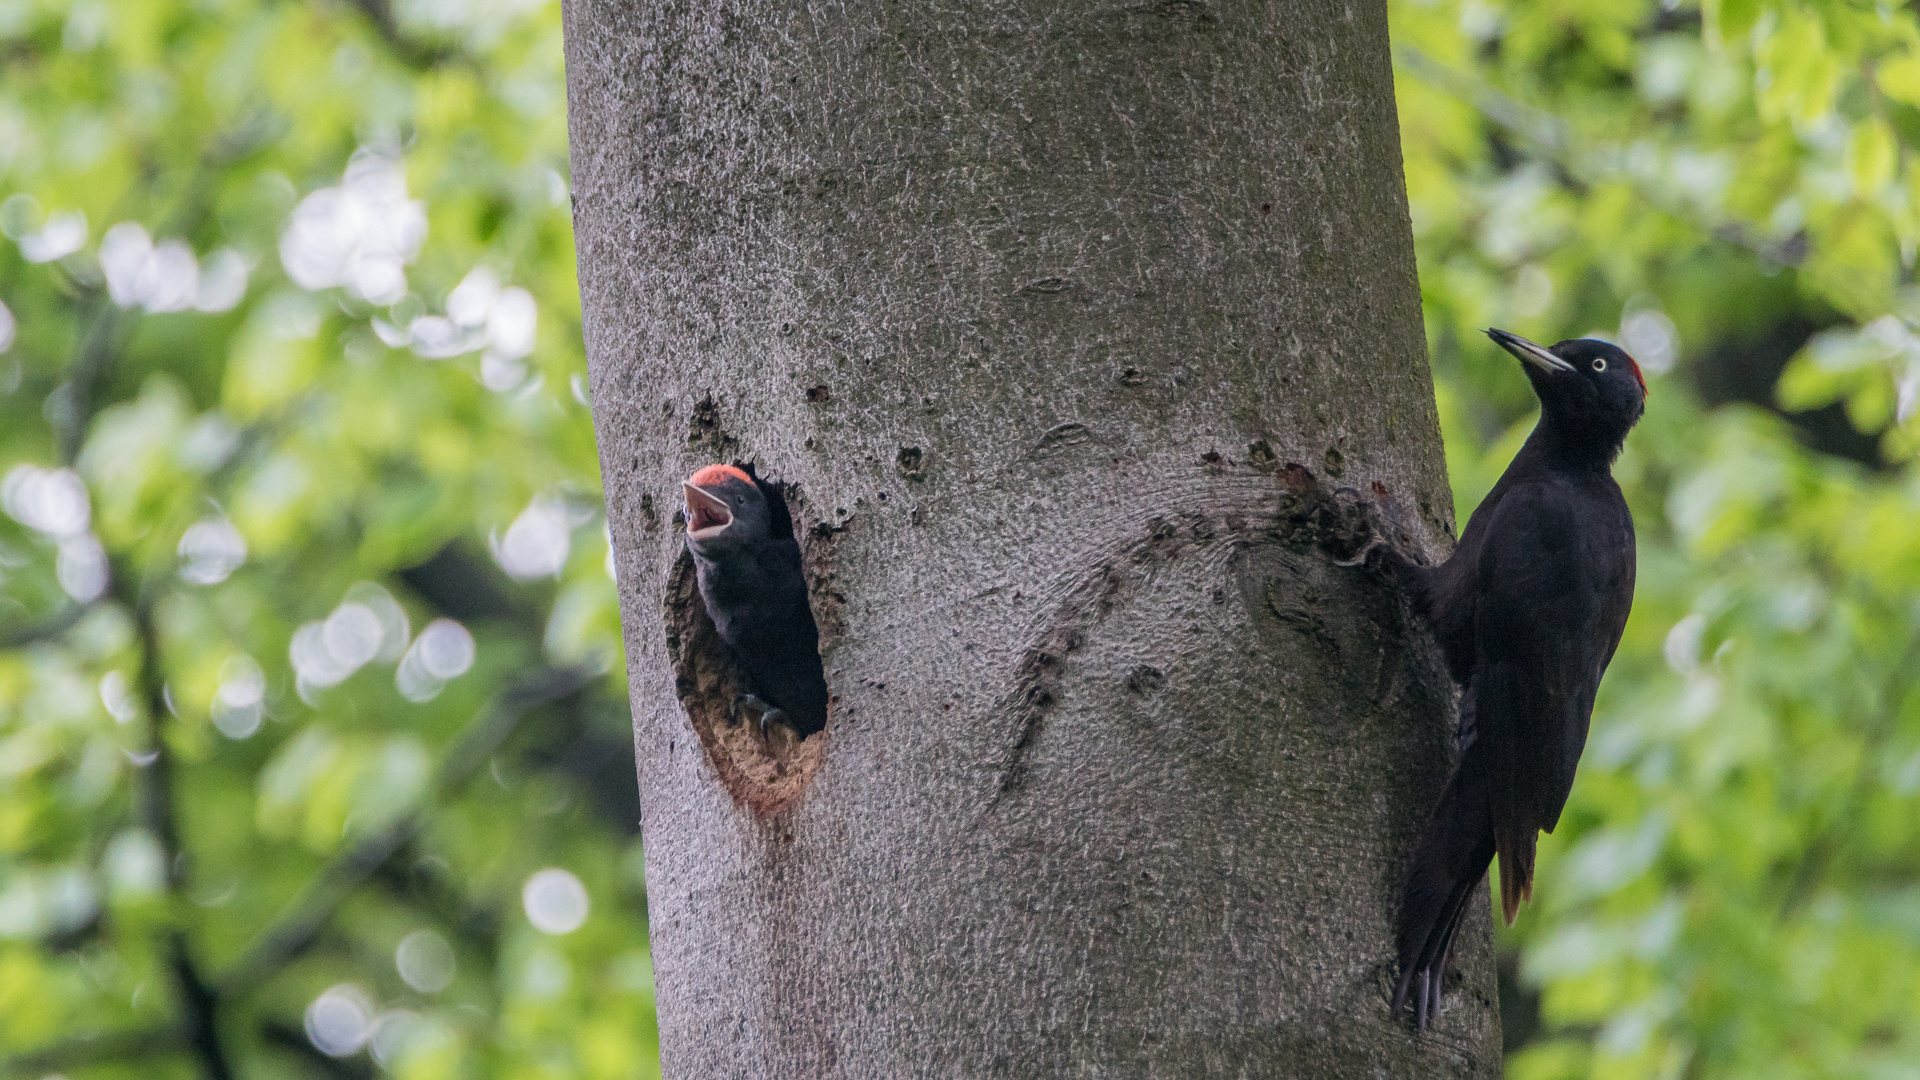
[1486,328,1574,374]
[683,483,733,540]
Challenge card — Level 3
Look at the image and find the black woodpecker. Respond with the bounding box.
[682,463,829,740]
[1388,328,1645,1027]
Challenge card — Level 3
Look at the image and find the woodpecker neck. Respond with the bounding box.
[1524,412,1626,475]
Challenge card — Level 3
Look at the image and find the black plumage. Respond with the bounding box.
[1389,329,1645,1027]
[682,462,829,740]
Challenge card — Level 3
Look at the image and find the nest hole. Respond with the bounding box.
[663,473,837,816]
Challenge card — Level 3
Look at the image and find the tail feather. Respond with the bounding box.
[1494,825,1537,925]
[1392,751,1496,1027]
[1394,852,1486,1028]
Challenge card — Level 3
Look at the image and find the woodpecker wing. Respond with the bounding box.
[1470,477,1633,921]
[729,534,828,737]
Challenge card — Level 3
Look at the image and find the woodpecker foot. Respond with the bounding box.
[731,694,789,740]
[1331,492,1391,567]
[1333,535,1384,568]
[1334,493,1426,572]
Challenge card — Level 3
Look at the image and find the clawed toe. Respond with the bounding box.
[1333,535,1384,568]
[730,694,788,739]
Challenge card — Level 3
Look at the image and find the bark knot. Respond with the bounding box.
[987,461,1393,805]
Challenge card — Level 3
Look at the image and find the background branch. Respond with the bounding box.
[0,603,87,650]
[216,665,599,997]
[127,582,234,1080]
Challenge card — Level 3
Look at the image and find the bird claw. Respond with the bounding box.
[731,694,788,740]
[1332,535,1384,568]
[1335,492,1427,571]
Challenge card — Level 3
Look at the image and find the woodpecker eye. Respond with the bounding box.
[1591,358,1608,372]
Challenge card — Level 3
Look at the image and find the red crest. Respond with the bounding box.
[688,463,753,488]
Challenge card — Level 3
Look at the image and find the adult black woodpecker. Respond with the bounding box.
[682,462,830,740]
[1388,329,1645,1028]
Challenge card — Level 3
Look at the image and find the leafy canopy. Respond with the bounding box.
[0,1,646,1078]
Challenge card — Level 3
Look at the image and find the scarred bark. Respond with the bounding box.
[563,0,1502,1074]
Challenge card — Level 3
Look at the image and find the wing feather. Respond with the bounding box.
[1471,479,1632,919]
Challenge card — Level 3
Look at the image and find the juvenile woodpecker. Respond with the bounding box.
[1388,329,1644,1028]
[682,463,829,740]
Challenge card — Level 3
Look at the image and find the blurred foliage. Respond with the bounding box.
[0,0,649,1078]
[5,0,1920,1078]
[1394,0,1920,1076]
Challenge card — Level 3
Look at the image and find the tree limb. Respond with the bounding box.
[0,667,601,1074]
[52,115,280,467]
[0,603,88,650]
[215,665,599,997]
[326,0,464,70]
[260,1020,375,1080]
[54,301,126,466]
[125,581,235,1080]
[0,1025,182,1075]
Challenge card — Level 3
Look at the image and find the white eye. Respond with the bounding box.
[1592,358,1608,372]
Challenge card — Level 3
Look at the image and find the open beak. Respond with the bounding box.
[1486,328,1574,374]
[683,483,733,540]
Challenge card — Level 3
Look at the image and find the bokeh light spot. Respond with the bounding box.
[304,984,375,1058]
[395,929,456,993]
[522,868,588,935]
[493,496,571,580]
[178,516,247,585]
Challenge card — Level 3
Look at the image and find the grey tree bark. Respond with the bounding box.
[563,0,1502,1075]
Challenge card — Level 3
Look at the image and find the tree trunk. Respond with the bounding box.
[562,0,1502,1074]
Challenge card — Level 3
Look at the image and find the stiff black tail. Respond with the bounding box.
[1391,750,1496,1029]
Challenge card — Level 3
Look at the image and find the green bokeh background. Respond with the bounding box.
[3,1,1918,1077]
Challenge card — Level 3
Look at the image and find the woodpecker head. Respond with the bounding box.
[683,464,772,552]
[1487,328,1646,453]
